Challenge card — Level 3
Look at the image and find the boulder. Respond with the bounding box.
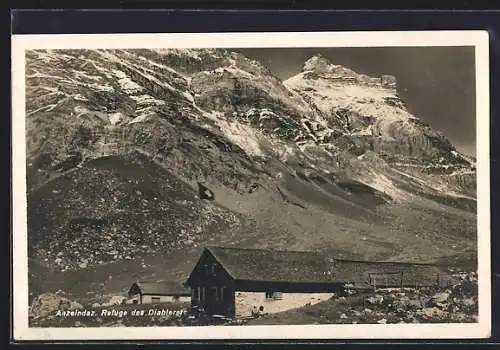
[29,292,73,319]
[418,307,447,319]
[427,292,450,308]
[461,297,476,307]
[351,310,362,317]
[198,182,215,200]
[366,294,384,305]
[392,296,423,311]
[432,292,450,304]
[450,313,469,322]
[102,295,127,306]
[69,301,84,310]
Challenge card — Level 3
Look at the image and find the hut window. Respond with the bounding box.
[266,291,283,300]
[151,297,161,303]
[213,287,219,302]
[173,295,180,301]
[211,263,216,274]
[273,292,283,300]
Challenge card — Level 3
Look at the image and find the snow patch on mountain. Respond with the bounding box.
[28,68,115,93]
[203,110,265,157]
[128,113,153,125]
[113,70,144,94]
[451,150,476,168]
[151,48,221,60]
[70,69,103,82]
[349,124,374,136]
[108,112,123,125]
[129,94,165,106]
[361,172,407,201]
[283,55,419,147]
[135,53,191,80]
[97,50,194,103]
[73,94,89,102]
[214,66,254,79]
[284,70,415,132]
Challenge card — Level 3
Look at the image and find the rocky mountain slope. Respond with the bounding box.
[25,48,477,283]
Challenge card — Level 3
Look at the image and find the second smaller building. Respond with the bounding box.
[126,280,191,305]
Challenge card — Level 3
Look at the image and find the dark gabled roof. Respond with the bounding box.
[133,280,191,296]
[205,246,337,284]
[201,246,451,286]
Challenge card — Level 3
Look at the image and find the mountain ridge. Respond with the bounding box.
[25,48,477,278]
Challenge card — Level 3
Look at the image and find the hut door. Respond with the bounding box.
[200,287,206,307]
[205,286,217,315]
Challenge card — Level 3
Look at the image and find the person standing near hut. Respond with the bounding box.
[251,305,259,318]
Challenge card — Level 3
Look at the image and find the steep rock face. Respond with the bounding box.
[188,51,335,154]
[26,49,271,194]
[190,52,314,116]
[284,55,473,169]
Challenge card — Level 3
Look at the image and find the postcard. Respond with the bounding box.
[11,30,490,340]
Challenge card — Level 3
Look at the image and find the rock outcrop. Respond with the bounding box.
[29,292,83,319]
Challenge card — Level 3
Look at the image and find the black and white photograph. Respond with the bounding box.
[11,31,490,340]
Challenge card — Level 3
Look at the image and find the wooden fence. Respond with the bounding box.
[368,271,453,292]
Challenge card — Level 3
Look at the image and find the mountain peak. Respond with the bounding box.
[301,54,397,89]
[302,54,334,73]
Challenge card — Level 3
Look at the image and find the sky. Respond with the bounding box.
[237,47,476,157]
